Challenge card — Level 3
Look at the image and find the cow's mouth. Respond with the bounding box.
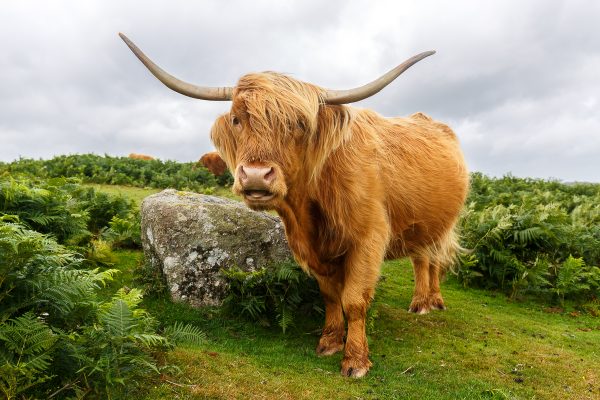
[243,189,275,202]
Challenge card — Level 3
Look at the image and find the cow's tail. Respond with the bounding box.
[424,223,464,275]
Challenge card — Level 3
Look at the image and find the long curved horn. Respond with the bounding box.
[322,51,435,105]
[119,33,233,101]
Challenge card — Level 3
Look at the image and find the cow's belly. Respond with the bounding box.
[384,218,453,260]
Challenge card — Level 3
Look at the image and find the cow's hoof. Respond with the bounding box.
[408,298,430,314]
[429,294,446,311]
[316,329,344,356]
[341,357,372,378]
[316,340,344,356]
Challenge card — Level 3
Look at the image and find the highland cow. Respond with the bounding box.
[128,153,154,160]
[199,151,228,176]
[120,33,469,378]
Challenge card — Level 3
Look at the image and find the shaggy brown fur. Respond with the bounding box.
[128,153,154,160]
[198,151,228,176]
[210,72,469,378]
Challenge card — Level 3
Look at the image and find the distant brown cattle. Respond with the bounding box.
[121,33,468,378]
[128,153,154,160]
[199,151,227,176]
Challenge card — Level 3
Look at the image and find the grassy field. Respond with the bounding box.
[99,186,599,400]
[85,183,162,206]
[86,183,239,206]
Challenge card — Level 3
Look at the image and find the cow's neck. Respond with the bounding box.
[275,187,343,277]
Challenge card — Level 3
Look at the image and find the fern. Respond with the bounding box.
[0,222,118,323]
[276,304,294,334]
[0,312,57,399]
[1,153,225,193]
[221,262,322,332]
[101,214,142,249]
[553,256,592,304]
[459,173,600,305]
[163,321,206,346]
[100,300,137,337]
[72,290,175,398]
[1,175,211,399]
[513,226,543,245]
[132,333,169,348]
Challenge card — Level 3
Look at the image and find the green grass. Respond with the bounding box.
[92,184,599,399]
[85,183,162,206]
[133,259,599,400]
[86,183,241,206]
[209,185,242,201]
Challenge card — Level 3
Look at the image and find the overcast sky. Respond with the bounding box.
[1,1,599,182]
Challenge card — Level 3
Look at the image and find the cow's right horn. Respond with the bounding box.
[322,51,435,105]
[119,33,233,101]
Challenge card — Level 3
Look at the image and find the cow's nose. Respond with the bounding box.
[239,165,275,188]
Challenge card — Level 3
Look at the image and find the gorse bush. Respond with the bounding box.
[221,262,323,333]
[0,153,227,192]
[458,174,600,305]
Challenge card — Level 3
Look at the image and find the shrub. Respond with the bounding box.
[71,186,134,234]
[0,154,226,192]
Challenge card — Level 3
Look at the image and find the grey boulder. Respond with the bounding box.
[141,189,293,306]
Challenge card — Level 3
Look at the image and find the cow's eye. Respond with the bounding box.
[297,120,306,131]
[231,116,240,126]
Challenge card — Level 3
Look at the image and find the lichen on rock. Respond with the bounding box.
[141,189,293,306]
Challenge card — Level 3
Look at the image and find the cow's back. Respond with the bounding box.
[377,111,469,260]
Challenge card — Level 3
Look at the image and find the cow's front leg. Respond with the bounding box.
[339,247,383,378]
[314,269,344,356]
[308,268,345,356]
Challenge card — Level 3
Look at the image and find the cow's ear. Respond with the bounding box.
[306,105,352,180]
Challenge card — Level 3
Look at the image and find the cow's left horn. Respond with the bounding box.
[322,51,435,105]
[119,33,233,101]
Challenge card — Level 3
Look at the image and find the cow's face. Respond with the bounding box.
[211,74,322,210]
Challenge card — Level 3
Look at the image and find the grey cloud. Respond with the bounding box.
[1,0,599,182]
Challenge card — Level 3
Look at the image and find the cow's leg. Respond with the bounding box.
[429,261,446,310]
[314,271,345,356]
[339,247,383,378]
[409,255,431,314]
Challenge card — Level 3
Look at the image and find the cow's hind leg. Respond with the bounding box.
[409,256,447,313]
[315,272,345,356]
[409,255,431,314]
[429,261,446,310]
